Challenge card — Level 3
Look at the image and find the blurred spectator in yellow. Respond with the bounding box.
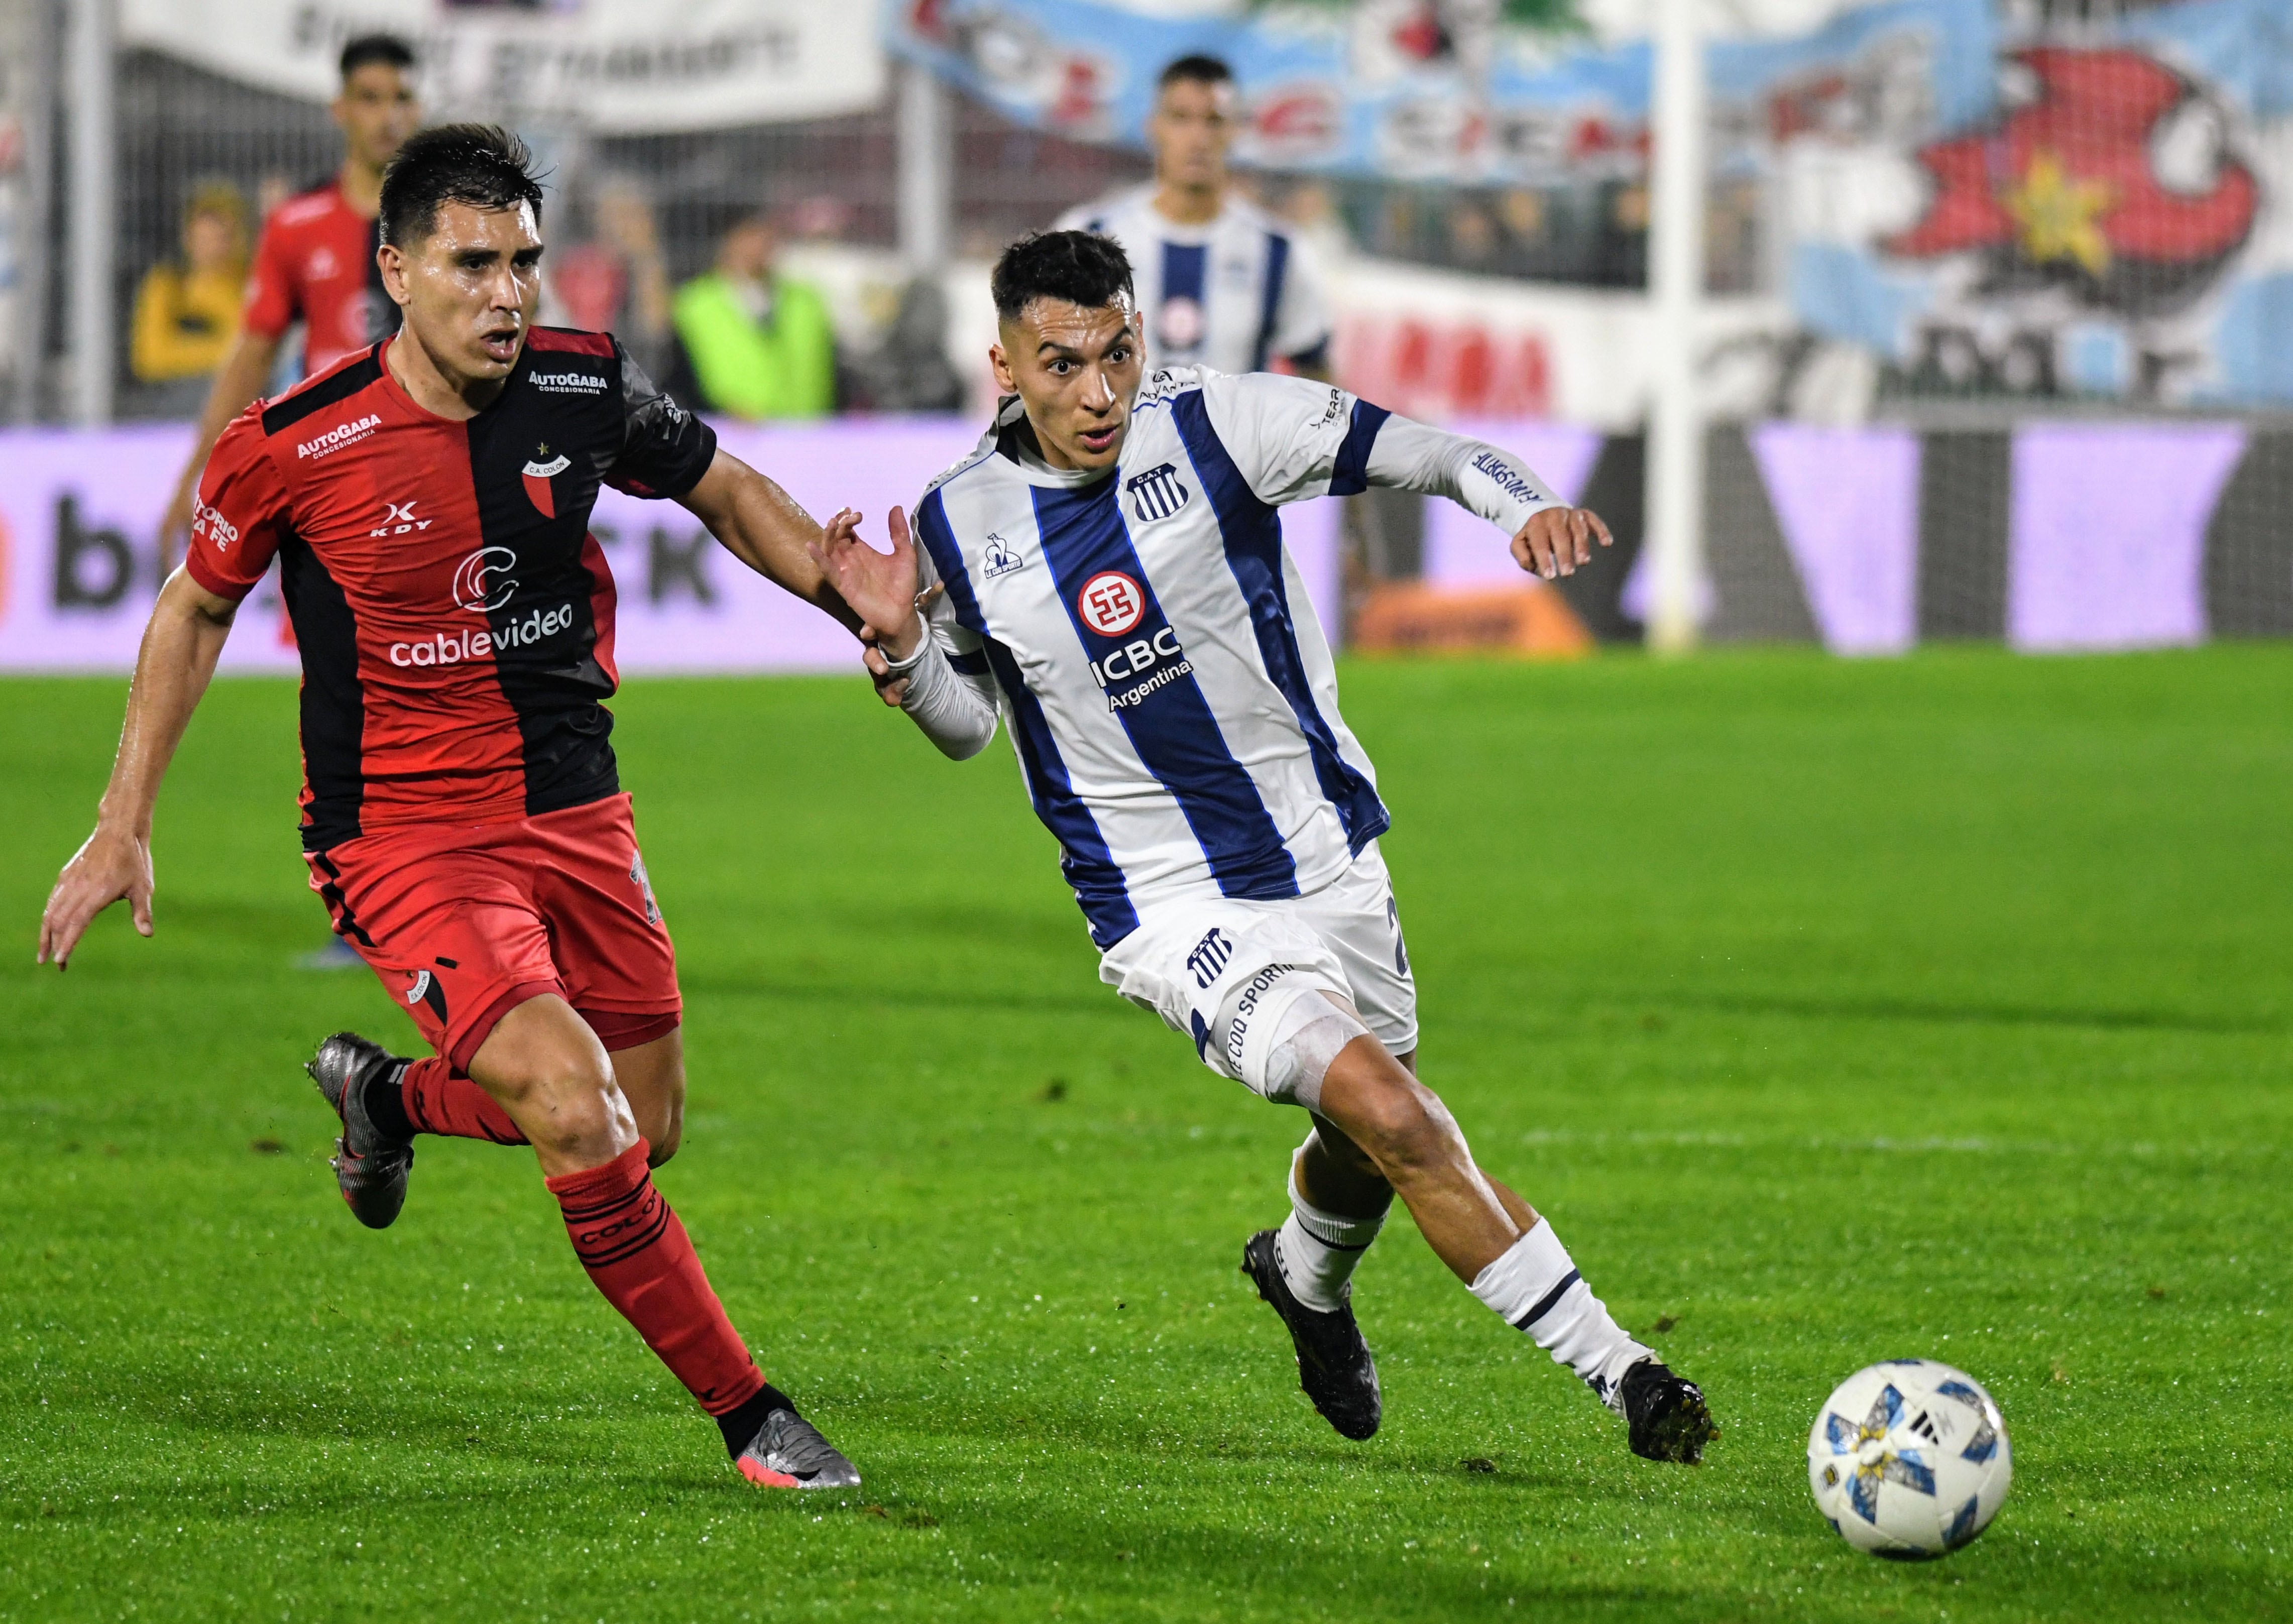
[131,183,249,396]
[549,174,674,382]
[672,212,835,421]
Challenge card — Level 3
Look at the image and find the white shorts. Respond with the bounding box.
[1098,841,1418,1100]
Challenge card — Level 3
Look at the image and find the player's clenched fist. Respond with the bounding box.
[1511,506,1614,581]
[38,823,155,970]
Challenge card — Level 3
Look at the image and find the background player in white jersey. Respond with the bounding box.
[1056,56,1333,380]
[810,232,1717,1465]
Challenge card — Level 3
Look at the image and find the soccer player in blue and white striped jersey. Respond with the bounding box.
[1056,55,1332,380]
[811,231,1716,1464]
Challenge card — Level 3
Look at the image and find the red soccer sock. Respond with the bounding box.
[545,1139,767,1418]
[401,1057,528,1145]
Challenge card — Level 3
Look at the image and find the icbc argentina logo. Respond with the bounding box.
[522,444,570,519]
[1076,570,1145,636]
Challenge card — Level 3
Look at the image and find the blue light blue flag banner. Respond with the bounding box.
[1784,0,2293,404]
[889,0,1997,184]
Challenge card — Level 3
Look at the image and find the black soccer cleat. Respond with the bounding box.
[307,1031,414,1231]
[735,1407,863,1490]
[1620,1357,1717,1464]
[1240,1228,1382,1441]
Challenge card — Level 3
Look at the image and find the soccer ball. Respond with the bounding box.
[1807,1359,2011,1558]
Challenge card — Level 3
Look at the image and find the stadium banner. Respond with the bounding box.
[1783,0,2293,406]
[888,0,1997,184]
[0,419,1344,676]
[120,0,885,134]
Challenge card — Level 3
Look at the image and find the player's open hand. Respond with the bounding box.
[37,823,155,970]
[808,505,926,663]
[1512,506,1614,581]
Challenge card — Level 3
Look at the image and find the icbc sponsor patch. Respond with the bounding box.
[1076,570,1145,637]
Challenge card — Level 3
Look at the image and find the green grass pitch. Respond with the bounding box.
[4,648,2290,1621]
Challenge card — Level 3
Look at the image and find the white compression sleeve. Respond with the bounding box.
[1361,413,1565,536]
[885,638,999,760]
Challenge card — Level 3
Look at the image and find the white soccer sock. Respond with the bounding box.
[1468,1220,1650,1411]
[1275,1162,1387,1314]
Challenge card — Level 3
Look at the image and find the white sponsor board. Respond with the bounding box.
[0,418,1343,676]
[1326,261,1797,431]
[121,0,885,134]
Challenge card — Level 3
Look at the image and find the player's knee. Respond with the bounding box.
[497,1047,624,1158]
[1347,1074,1458,1179]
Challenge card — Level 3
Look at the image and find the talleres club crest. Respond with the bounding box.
[522,443,570,519]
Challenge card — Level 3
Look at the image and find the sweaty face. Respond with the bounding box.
[385,200,543,385]
[335,64,421,171]
[1149,78,1236,191]
[991,298,1144,473]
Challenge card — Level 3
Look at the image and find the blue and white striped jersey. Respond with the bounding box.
[909,367,1556,948]
[1055,186,1331,376]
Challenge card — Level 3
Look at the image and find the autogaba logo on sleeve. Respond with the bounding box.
[522,443,571,519]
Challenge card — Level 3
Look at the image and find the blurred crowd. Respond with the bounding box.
[125,33,1707,429]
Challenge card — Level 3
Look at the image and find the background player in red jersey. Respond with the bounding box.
[158,34,422,560]
[39,126,870,1491]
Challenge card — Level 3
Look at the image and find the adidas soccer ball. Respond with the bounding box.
[1808,1359,2011,1559]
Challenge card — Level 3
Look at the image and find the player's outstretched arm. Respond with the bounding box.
[37,570,241,968]
[676,448,864,634]
[1360,411,1613,581]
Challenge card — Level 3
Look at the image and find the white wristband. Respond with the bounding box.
[877,630,932,675]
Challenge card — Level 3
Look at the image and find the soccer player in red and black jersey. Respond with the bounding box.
[40,126,870,1491]
[158,34,422,558]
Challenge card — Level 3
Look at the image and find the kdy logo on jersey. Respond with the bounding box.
[522,444,571,519]
[983,533,1026,578]
[1125,462,1190,523]
[1076,570,1145,636]
[370,499,433,538]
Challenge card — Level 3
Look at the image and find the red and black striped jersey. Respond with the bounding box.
[186,327,717,851]
[241,178,395,379]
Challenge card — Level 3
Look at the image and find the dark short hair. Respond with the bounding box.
[1158,54,1233,91]
[339,33,415,81]
[990,230,1135,322]
[379,125,544,248]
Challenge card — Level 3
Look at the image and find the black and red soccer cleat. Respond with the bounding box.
[1620,1357,1718,1464]
[1240,1228,1382,1441]
[307,1031,414,1230]
[734,1405,863,1490]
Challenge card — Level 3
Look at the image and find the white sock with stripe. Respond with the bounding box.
[1468,1220,1650,1411]
[1274,1159,1387,1314]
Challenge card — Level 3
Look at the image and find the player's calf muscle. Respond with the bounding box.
[611,1031,686,1165]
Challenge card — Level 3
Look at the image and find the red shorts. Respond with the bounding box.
[306,792,681,1072]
